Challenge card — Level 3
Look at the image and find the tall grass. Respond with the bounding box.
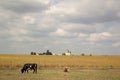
[0,54,120,68]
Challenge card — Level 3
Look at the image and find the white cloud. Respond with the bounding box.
[23,16,35,24]
[9,28,29,36]
[78,33,88,39]
[87,32,112,42]
[60,23,103,33]
[113,42,120,47]
[11,36,35,42]
[50,28,70,37]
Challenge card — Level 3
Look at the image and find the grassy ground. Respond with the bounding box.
[0,54,120,80]
[0,68,120,80]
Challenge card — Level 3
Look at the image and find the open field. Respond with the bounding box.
[0,54,120,68]
[0,54,120,80]
[0,68,120,80]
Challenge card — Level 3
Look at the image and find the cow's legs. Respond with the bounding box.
[26,70,29,73]
[33,69,37,73]
[33,69,35,73]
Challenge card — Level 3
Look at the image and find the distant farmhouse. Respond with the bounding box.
[62,49,72,56]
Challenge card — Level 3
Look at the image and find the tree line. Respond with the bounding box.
[30,50,52,55]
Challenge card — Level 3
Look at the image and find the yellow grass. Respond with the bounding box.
[0,54,120,68]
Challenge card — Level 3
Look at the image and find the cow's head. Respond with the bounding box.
[21,68,24,73]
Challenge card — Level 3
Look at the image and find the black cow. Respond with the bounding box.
[21,63,37,73]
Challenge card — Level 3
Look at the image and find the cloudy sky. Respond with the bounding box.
[0,0,120,55]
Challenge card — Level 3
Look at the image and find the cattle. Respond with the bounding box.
[21,63,37,73]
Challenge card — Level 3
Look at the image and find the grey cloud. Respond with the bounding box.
[60,23,104,34]
[48,0,120,24]
[63,14,120,24]
[0,0,50,14]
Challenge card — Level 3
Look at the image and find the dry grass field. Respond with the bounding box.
[0,54,120,80]
[0,54,120,68]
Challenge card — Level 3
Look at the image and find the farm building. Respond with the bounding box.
[64,49,71,56]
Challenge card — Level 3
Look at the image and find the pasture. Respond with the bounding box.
[0,54,120,80]
[0,67,120,80]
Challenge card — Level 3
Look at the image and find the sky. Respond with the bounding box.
[0,0,120,55]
